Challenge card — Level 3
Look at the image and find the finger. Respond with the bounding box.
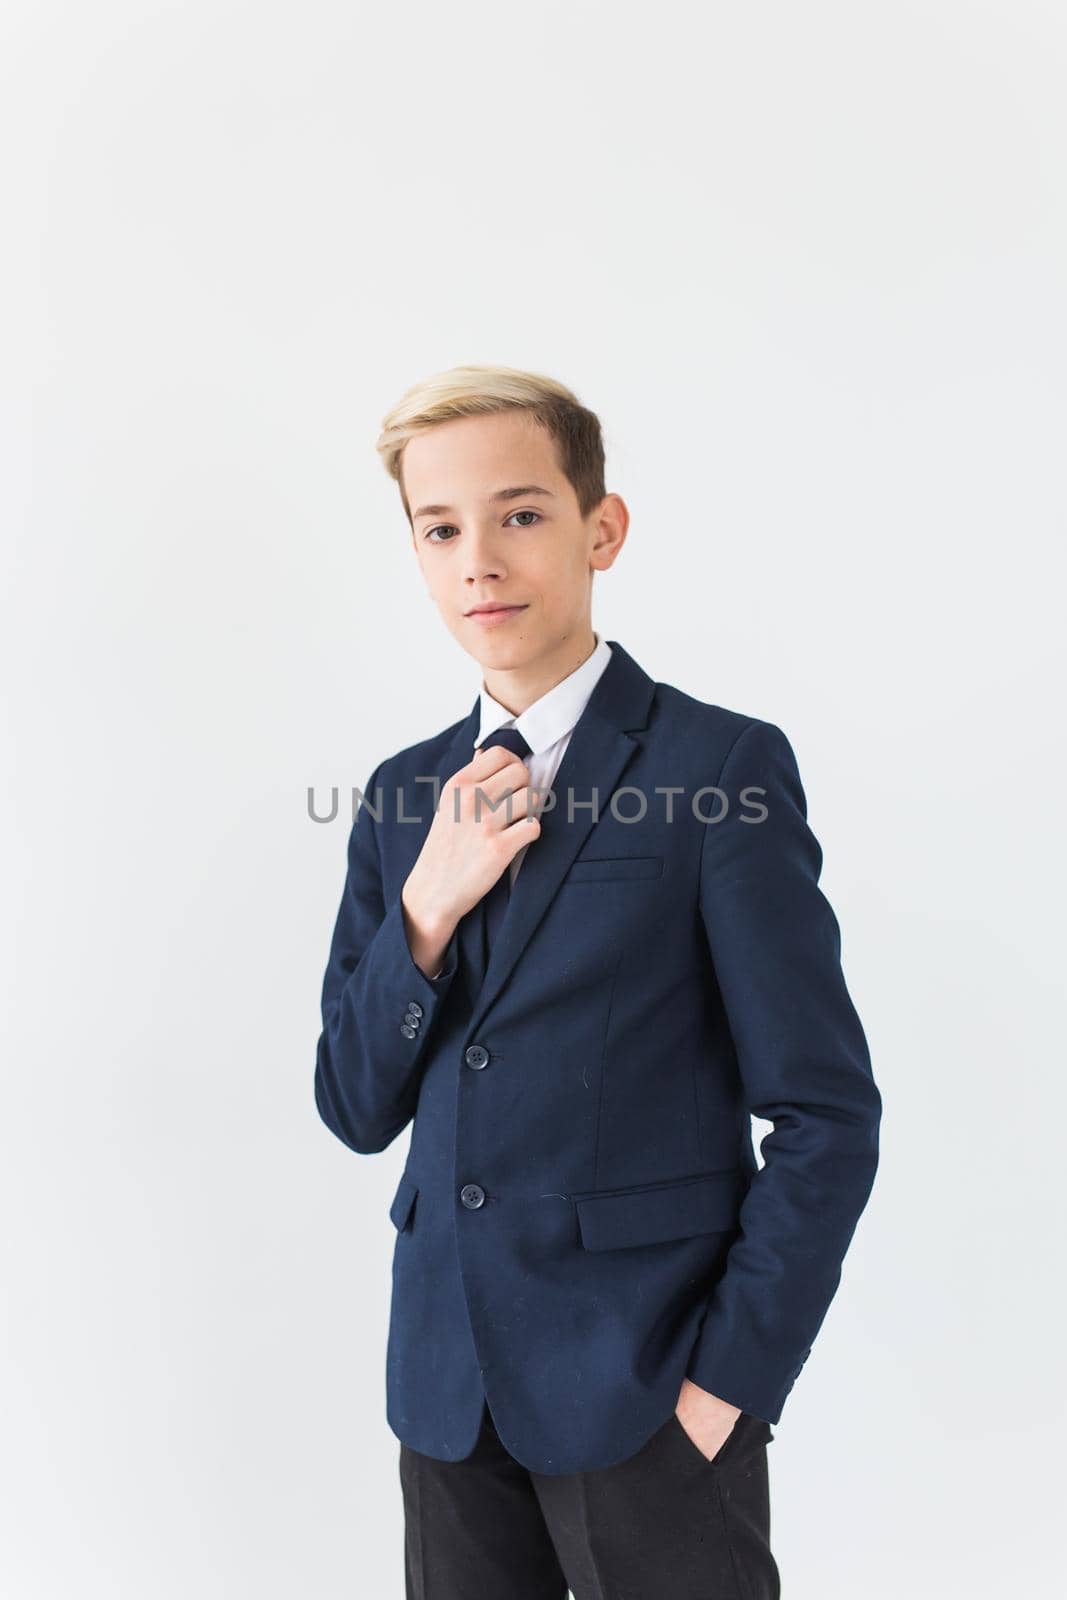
[471,745,529,779]
[474,781,538,828]
[468,763,532,809]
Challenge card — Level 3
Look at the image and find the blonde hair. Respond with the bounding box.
[376,363,606,524]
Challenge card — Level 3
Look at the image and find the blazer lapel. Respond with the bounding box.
[460,639,657,1036]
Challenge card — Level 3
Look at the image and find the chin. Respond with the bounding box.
[467,634,537,669]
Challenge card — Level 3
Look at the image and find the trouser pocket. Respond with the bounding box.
[670,1409,773,1471]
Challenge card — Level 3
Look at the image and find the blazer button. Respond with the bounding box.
[403,1011,421,1029]
[407,1001,424,1018]
[400,1023,417,1039]
[464,1044,489,1070]
[460,1183,486,1209]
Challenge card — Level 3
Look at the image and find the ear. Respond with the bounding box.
[590,493,629,572]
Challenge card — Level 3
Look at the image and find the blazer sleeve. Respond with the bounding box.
[685,718,881,1423]
[314,760,461,1154]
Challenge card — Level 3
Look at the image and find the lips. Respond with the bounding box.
[465,604,528,625]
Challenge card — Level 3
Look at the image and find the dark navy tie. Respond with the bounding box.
[469,725,533,992]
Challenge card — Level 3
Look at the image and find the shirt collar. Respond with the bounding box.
[473,632,614,755]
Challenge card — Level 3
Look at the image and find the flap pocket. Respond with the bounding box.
[389,1173,419,1232]
[563,855,664,884]
[571,1169,743,1251]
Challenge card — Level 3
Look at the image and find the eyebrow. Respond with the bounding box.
[412,485,556,521]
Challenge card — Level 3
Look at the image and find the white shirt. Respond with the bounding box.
[427,633,613,979]
[473,631,614,889]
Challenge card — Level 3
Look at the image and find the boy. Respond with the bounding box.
[315,364,881,1599]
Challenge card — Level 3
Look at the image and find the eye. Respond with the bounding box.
[424,511,541,543]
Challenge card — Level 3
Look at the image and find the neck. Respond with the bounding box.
[481,626,597,717]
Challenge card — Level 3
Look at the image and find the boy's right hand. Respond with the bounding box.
[401,745,543,969]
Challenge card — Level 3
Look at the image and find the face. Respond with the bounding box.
[403,409,627,675]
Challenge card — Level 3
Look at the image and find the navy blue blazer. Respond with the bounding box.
[315,639,881,1474]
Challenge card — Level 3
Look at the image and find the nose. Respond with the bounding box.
[462,524,507,586]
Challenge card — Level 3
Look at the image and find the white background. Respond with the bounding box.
[4,2,1065,1595]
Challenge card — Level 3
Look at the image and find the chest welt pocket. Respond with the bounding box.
[562,854,664,884]
[389,1173,419,1232]
[569,1169,744,1250]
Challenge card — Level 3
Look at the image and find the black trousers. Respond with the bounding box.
[399,1399,781,1600]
